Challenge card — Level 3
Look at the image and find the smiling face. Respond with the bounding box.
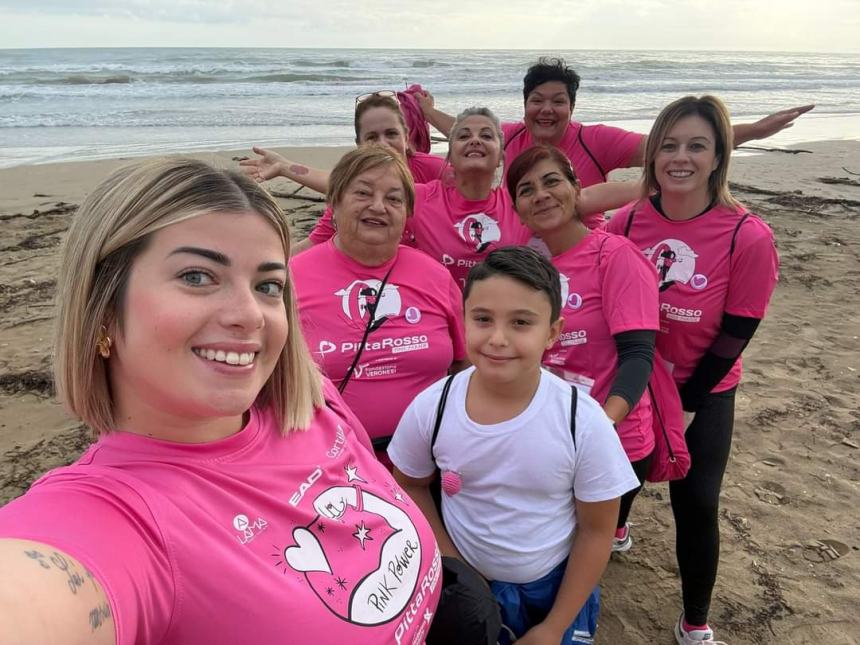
[523,81,573,145]
[513,158,581,236]
[464,275,562,385]
[333,164,408,256]
[109,210,289,441]
[449,114,502,175]
[654,114,720,202]
[357,106,409,159]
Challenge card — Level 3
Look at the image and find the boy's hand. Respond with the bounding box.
[514,621,565,644]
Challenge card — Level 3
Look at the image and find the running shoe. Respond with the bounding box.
[611,523,633,552]
[674,613,727,644]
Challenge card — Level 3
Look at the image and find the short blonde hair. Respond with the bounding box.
[642,95,738,208]
[326,146,415,215]
[54,157,323,435]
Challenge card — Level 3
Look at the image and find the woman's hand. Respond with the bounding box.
[734,105,815,145]
[239,146,287,183]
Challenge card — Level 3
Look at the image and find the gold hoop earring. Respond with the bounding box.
[96,325,112,359]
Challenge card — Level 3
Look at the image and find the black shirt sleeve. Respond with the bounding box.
[678,313,761,412]
[609,330,656,411]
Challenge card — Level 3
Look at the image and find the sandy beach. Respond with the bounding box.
[0,141,858,643]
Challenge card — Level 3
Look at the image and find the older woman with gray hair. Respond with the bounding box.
[290,146,467,463]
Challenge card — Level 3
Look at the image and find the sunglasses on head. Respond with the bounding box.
[355,90,399,105]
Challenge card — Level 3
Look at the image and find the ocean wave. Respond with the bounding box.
[293,59,351,68]
[244,72,365,83]
[411,60,448,68]
[0,70,370,86]
[42,74,133,85]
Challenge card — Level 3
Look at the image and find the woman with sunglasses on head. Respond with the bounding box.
[242,92,446,251]
[507,143,662,557]
[606,96,779,645]
[290,146,467,464]
[0,158,442,644]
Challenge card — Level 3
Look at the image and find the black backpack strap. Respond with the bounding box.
[569,385,578,450]
[429,374,456,514]
[577,126,607,182]
[729,212,751,258]
[430,375,456,459]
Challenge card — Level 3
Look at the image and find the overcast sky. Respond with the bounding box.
[1,0,857,52]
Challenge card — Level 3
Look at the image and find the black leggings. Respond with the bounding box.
[669,387,736,626]
[617,452,652,529]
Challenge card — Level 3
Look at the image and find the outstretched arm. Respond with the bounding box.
[0,538,115,645]
[239,146,331,195]
[579,180,642,216]
[515,498,618,645]
[732,104,815,146]
[416,91,455,139]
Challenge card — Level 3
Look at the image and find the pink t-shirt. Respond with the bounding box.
[307,152,447,246]
[411,180,532,289]
[502,120,644,229]
[606,199,779,391]
[0,391,441,645]
[543,229,660,461]
[291,240,466,444]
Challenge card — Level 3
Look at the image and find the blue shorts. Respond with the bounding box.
[491,559,600,645]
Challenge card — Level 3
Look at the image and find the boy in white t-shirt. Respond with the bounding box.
[389,247,638,644]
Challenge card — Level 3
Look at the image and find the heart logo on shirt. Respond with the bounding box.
[285,527,333,573]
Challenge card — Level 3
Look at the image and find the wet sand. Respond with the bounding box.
[0,141,858,643]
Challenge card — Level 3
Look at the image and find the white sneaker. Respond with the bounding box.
[674,613,727,644]
[612,523,632,552]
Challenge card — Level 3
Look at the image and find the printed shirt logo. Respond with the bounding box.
[559,274,583,310]
[335,279,402,322]
[453,213,501,252]
[232,513,268,545]
[405,306,422,324]
[643,238,701,292]
[277,464,441,636]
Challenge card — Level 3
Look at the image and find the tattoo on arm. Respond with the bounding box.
[23,549,87,594]
[288,164,309,176]
[88,602,112,632]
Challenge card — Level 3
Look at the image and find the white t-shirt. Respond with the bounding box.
[388,367,638,583]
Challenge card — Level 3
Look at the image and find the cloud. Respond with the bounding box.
[0,0,857,51]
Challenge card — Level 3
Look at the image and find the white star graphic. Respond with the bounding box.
[423,609,433,623]
[394,492,404,502]
[344,464,365,483]
[353,521,372,549]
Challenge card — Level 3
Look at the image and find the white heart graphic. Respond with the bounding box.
[285,527,332,573]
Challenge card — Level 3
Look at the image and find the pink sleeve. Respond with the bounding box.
[0,478,174,645]
[581,125,645,173]
[307,206,336,245]
[446,275,467,360]
[407,153,447,185]
[501,121,527,140]
[601,240,660,334]
[725,218,779,318]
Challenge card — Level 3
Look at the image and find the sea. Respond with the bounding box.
[1,47,859,169]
